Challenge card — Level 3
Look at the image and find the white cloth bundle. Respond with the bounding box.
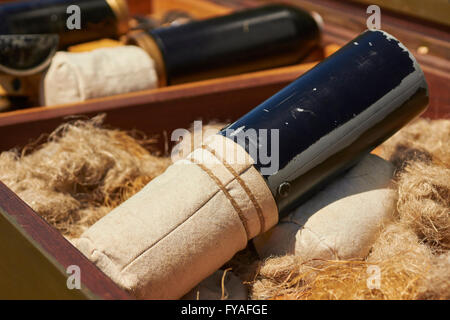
[253,154,397,261]
[41,46,158,106]
[74,135,278,299]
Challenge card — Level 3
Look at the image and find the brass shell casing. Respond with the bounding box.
[106,0,130,36]
[126,31,168,88]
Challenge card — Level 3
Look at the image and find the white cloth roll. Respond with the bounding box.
[41,46,158,106]
[253,154,397,261]
[74,134,278,299]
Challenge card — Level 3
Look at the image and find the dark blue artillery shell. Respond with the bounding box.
[0,34,59,76]
[220,30,429,218]
[148,4,321,85]
[0,0,125,47]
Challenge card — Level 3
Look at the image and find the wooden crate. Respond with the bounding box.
[0,0,321,300]
[0,0,448,299]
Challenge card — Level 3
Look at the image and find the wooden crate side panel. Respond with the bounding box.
[0,181,131,300]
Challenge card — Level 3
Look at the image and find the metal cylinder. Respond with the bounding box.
[0,0,129,47]
[0,34,59,76]
[128,4,321,86]
[220,30,429,218]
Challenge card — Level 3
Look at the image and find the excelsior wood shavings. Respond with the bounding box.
[0,117,448,299]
